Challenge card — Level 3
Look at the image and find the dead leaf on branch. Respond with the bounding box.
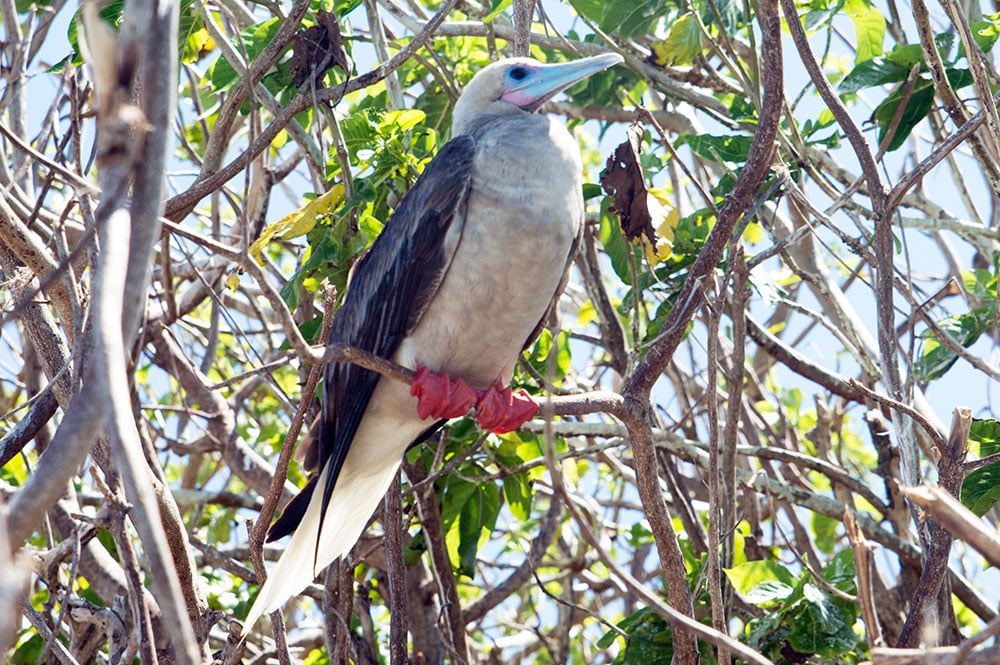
[291,10,351,87]
[600,122,656,246]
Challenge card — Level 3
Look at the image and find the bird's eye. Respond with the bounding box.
[507,67,529,82]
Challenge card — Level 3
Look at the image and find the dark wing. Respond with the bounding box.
[267,136,476,542]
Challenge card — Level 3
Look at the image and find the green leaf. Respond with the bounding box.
[279,221,361,309]
[961,420,1000,516]
[441,473,500,578]
[961,463,1000,516]
[66,0,125,65]
[886,43,925,67]
[334,0,364,16]
[972,418,1000,454]
[747,611,786,655]
[457,481,500,577]
[961,267,998,303]
[970,19,1000,54]
[582,182,604,200]
[340,110,380,157]
[568,0,664,39]
[811,512,839,554]
[208,18,283,92]
[567,0,604,25]
[210,508,237,542]
[604,608,673,665]
[871,78,933,152]
[440,477,479,529]
[844,0,885,63]
[710,0,744,32]
[820,548,857,592]
[668,208,713,264]
[656,13,702,67]
[681,133,753,164]
[729,95,758,124]
[11,632,45,664]
[377,109,426,135]
[872,68,972,151]
[16,0,52,12]
[525,329,572,381]
[915,307,994,382]
[724,559,796,595]
[787,584,859,657]
[0,452,28,486]
[839,56,908,94]
[599,200,637,283]
[596,627,618,649]
[502,473,532,521]
[483,0,512,22]
[278,316,323,351]
[413,85,453,136]
[609,0,663,39]
[744,580,794,605]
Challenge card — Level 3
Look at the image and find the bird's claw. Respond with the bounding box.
[410,368,539,433]
[475,383,539,434]
[410,365,477,420]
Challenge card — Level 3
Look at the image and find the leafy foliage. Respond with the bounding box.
[961,419,1000,516]
[730,550,861,662]
[5,0,1000,662]
[916,266,997,382]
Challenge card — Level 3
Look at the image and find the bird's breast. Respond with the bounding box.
[396,118,583,388]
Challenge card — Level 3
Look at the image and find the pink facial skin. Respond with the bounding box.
[501,87,539,109]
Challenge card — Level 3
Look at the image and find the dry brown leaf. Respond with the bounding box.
[291,10,351,87]
[600,122,656,246]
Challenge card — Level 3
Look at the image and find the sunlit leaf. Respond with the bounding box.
[649,13,702,67]
[502,474,532,520]
[968,19,1000,55]
[915,307,993,382]
[483,0,512,23]
[844,0,885,63]
[725,560,796,595]
[744,580,794,605]
[249,184,346,266]
[961,418,1000,515]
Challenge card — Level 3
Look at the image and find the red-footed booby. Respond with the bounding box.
[242,52,623,633]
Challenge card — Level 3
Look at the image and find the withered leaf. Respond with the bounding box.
[291,10,351,87]
[600,122,656,246]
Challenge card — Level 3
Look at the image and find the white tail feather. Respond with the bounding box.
[241,455,403,633]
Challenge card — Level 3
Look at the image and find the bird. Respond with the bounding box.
[242,52,623,633]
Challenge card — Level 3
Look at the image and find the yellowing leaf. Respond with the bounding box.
[643,188,680,265]
[380,109,425,134]
[563,457,582,487]
[577,299,597,327]
[183,27,215,64]
[649,13,702,67]
[249,184,345,265]
[743,221,763,244]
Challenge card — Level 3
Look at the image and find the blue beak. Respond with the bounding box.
[505,53,624,112]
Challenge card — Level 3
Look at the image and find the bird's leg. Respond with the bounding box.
[474,382,539,434]
[410,365,478,420]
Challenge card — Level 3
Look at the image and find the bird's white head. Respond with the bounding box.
[452,53,623,136]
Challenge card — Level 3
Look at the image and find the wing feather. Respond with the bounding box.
[266,135,476,542]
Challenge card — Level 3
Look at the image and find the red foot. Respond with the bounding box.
[474,383,540,434]
[410,365,477,420]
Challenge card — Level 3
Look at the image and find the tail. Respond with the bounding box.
[241,456,403,633]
